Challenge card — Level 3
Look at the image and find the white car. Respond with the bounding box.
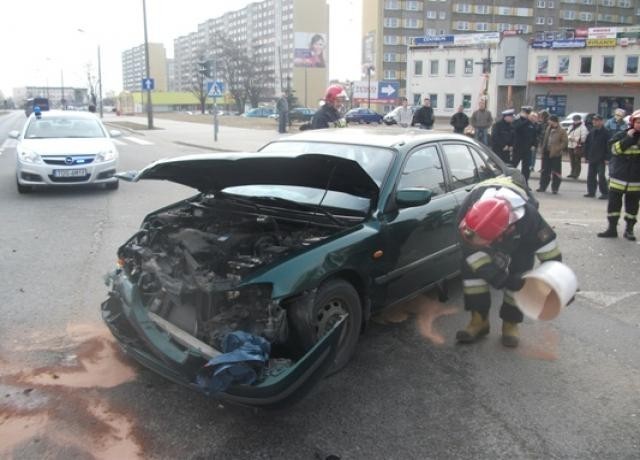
[10,110,121,193]
[559,112,594,130]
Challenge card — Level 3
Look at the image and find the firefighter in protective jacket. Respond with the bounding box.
[597,110,640,241]
[456,176,562,347]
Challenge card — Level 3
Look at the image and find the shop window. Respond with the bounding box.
[445,94,455,109]
[558,56,570,74]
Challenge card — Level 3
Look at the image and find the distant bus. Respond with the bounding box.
[24,97,50,117]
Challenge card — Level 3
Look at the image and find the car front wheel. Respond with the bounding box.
[290,279,362,374]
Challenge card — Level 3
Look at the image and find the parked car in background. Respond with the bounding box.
[269,107,316,122]
[10,110,121,193]
[243,107,276,118]
[345,108,383,124]
[560,112,596,130]
[102,128,528,408]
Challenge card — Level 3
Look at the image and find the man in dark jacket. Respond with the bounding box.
[309,84,347,130]
[450,105,470,134]
[583,115,611,199]
[511,106,537,183]
[597,110,640,241]
[456,176,562,348]
[491,109,515,163]
[412,97,434,129]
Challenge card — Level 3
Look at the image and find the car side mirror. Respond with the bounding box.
[396,188,433,208]
[109,129,123,138]
[115,170,138,182]
[8,130,20,139]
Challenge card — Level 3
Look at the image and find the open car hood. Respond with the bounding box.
[126,152,379,198]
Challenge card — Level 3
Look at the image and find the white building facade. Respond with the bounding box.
[527,28,639,117]
[406,33,502,119]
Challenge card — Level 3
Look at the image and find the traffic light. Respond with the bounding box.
[198,60,212,78]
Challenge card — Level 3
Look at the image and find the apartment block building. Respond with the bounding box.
[364,0,640,110]
[121,43,168,92]
[173,0,329,107]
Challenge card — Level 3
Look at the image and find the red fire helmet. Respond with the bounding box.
[324,84,348,103]
[459,197,511,245]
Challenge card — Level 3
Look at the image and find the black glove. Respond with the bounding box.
[504,274,525,291]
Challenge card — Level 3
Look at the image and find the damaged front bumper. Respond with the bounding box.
[101,270,345,408]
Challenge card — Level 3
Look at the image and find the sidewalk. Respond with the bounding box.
[103,113,281,152]
[529,158,589,185]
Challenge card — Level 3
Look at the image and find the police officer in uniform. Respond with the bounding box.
[456,176,562,347]
[491,109,515,163]
[511,106,538,183]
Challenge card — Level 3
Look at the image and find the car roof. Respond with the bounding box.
[273,128,480,149]
[31,110,100,120]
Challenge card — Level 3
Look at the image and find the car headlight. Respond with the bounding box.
[95,149,118,163]
[17,149,42,164]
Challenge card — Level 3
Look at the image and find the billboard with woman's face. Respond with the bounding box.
[294,32,327,68]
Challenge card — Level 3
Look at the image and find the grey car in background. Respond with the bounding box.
[10,110,121,193]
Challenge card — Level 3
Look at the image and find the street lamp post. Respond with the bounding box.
[366,65,375,109]
[142,0,154,129]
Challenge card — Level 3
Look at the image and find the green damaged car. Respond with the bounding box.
[102,128,522,408]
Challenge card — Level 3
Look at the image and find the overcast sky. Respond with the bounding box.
[0,0,362,98]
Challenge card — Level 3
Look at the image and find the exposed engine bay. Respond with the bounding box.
[116,198,342,351]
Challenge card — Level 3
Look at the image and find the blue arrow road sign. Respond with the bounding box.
[142,78,155,91]
[207,81,225,97]
[377,81,399,100]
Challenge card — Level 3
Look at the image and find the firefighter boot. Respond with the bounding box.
[623,220,636,241]
[597,217,618,238]
[456,311,490,343]
[501,321,520,348]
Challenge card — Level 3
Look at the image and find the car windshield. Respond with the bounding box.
[259,141,394,186]
[25,117,106,139]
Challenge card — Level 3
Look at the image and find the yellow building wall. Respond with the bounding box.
[292,0,329,107]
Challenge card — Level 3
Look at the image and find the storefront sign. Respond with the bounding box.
[453,32,500,46]
[413,35,454,46]
[551,39,586,49]
[617,26,640,39]
[535,75,564,82]
[586,38,617,47]
[575,28,588,38]
[532,40,553,49]
[588,27,617,39]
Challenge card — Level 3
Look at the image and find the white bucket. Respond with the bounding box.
[513,261,578,321]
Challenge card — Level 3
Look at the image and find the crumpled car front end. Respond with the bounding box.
[102,197,346,408]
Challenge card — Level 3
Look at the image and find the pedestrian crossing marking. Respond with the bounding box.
[124,136,153,145]
[112,138,127,146]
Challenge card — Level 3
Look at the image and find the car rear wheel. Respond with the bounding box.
[290,279,362,375]
[16,179,31,194]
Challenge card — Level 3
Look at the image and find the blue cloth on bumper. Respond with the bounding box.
[196,331,271,394]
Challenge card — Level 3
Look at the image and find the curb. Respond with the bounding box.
[173,141,236,153]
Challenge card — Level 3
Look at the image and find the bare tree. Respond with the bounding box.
[215,34,274,112]
[244,45,273,108]
[215,34,247,113]
[189,53,209,114]
[85,63,98,107]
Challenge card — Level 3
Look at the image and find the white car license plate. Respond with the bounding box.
[53,168,87,177]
